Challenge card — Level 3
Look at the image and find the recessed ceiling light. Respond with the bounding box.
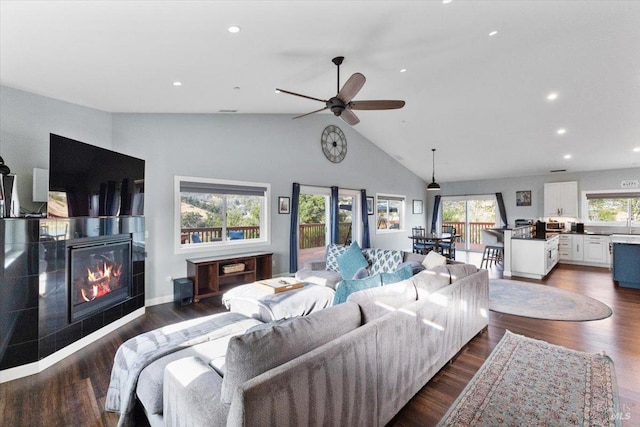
[564,154,572,159]
[172,81,182,86]
[400,68,407,73]
[228,25,241,33]
[547,92,558,101]
[633,147,640,152]
[442,0,453,4]
[557,128,567,135]
[489,30,499,37]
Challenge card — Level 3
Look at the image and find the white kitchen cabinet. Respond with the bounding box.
[511,235,559,279]
[583,235,610,265]
[544,181,578,217]
[559,234,572,261]
[571,234,584,261]
[558,234,611,267]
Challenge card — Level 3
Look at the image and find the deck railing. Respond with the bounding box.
[181,226,261,244]
[443,221,496,246]
[182,223,351,247]
[183,222,496,247]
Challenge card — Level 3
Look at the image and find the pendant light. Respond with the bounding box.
[427,148,441,191]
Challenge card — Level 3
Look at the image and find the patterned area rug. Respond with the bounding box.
[438,331,619,427]
[489,279,612,321]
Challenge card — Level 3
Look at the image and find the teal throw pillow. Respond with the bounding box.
[337,242,368,280]
[380,264,413,285]
[333,274,382,305]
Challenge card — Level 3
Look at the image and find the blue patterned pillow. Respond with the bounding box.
[333,274,382,305]
[337,242,368,279]
[380,264,413,285]
[325,244,348,272]
[370,249,403,274]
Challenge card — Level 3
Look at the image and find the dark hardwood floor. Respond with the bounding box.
[1,259,639,426]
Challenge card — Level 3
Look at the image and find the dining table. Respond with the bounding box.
[408,232,459,257]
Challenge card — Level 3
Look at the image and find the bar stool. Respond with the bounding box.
[480,229,504,269]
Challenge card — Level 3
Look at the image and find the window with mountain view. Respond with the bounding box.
[584,191,639,227]
[175,177,270,252]
[376,194,405,232]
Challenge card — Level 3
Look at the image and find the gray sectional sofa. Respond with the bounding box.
[108,262,489,427]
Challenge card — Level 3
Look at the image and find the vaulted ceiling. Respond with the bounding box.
[1,1,639,182]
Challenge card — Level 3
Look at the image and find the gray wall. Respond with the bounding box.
[0,86,113,213]
[1,86,429,302]
[428,168,640,230]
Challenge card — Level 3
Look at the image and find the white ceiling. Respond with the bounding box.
[1,0,639,183]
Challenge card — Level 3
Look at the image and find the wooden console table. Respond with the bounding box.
[186,251,273,302]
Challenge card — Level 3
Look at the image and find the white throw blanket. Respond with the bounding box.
[105,311,256,427]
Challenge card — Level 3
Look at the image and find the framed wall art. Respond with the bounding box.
[412,199,423,214]
[516,190,531,207]
[366,197,374,215]
[278,196,290,214]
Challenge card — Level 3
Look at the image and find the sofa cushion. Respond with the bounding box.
[337,242,369,279]
[136,317,261,415]
[325,244,348,272]
[333,274,383,305]
[446,263,478,281]
[347,278,418,322]
[412,267,451,299]
[421,251,447,270]
[369,249,404,275]
[295,268,342,289]
[220,301,362,405]
[380,264,413,285]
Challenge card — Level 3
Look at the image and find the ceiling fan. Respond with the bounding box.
[276,56,405,126]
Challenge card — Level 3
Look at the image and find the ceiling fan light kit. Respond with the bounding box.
[427,148,441,191]
[276,56,405,126]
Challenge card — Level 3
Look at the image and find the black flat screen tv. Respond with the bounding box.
[48,134,145,218]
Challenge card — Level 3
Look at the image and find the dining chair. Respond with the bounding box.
[439,226,456,259]
[412,227,434,254]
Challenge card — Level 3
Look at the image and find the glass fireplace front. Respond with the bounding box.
[68,235,132,322]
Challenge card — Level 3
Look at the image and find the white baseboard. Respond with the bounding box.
[144,275,292,307]
[145,294,175,307]
[0,307,145,384]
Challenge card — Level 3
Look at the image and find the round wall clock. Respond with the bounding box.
[321,125,347,163]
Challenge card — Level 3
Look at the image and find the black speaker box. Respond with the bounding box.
[173,278,193,306]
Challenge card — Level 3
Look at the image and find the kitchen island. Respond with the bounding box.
[510,234,560,279]
[500,226,560,280]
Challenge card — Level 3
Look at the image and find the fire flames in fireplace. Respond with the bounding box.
[69,237,132,322]
[79,261,123,302]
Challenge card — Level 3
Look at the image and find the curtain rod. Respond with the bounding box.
[297,183,364,192]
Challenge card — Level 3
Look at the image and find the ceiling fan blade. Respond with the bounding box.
[276,88,326,103]
[292,106,328,119]
[337,73,366,103]
[340,108,360,126]
[349,100,406,110]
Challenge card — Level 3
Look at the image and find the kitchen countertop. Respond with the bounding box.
[512,235,559,241]
[558,231,612,236]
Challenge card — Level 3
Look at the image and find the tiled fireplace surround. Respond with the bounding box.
[0,216,145,381]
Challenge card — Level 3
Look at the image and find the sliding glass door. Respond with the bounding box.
[297,186,361,269]
[442,195,497,251]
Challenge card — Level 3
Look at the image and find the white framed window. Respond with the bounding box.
[175,176,270,254]
[582,190,640,227]
[376,193,405,233]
